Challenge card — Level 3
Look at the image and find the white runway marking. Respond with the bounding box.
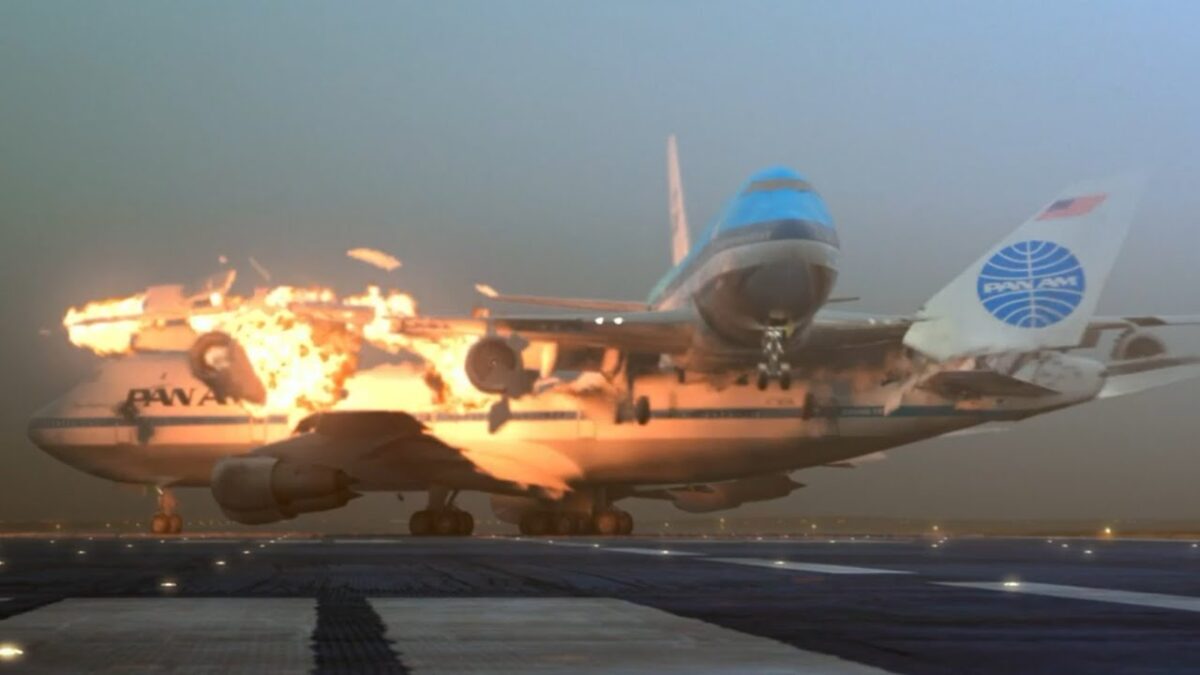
[708,558,911,575]
[597,547,702,556]
[0,598,316,673]
[939,582,1200,613]
[371,598,892,674]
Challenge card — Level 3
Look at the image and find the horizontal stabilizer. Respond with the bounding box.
[920,370,1059,398]
[942,423,1015,438]
[1099,355,1200,399]
[1090,315,1200,329]
[475,284,647,313]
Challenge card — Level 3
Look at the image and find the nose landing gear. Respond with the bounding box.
[756,327,792,391]
[150,488,183,535]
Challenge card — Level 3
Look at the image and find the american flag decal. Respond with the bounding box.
[1036,194,1107,220]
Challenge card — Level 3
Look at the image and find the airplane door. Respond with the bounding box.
[250,415,272,445]
[577,411,597,439]
[115,420,136,445]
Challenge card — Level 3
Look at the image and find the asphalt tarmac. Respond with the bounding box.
[0,534,1197,674]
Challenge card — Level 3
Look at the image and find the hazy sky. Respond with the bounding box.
[3,1,1200,526]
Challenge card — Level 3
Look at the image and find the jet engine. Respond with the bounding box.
[210,455,359,525]
[188,331,267,404]
[665,474,804,514]
[1111,330,1167,360]
[465,336,534,397]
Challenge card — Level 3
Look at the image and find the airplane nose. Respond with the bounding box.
[27,398,65,450]
[741,260,836,327]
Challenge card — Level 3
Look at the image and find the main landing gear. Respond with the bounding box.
[756,327,792,391]
[150,487,183,535]
[408,508,475,536]
[408,487,475,536]
[518,508,634,536]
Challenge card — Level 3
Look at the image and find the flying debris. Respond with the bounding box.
[58,275,495,419]
[347,247,402,272]
[248,256,272,282]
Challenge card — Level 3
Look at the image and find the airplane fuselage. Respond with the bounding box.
[649,168,839,349]
[28,353,1093,492]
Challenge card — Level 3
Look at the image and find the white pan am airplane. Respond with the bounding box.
[28,139,1200,535]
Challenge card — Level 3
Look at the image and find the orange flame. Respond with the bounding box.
[62,280,494,417]
[62,294,147,355]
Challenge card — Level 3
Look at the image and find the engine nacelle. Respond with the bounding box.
[1111,330,1167,361]
[188,332,267,404]
[210,456,359,525]
[668,474,804,514]
[465,336,534,397]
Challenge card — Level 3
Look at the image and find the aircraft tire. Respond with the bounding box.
[433,510,461,536]
[634,396,651,426]
[151,513,170,535]
[756,372,769,391]
[552,512,577,536]
[167,514,183,535]
[616,511,634,535]
[573,513,594,535]
[779,371,791,391]
[593,511,621,536]
[409,510,433,536]
[456,511,475,536]
[520,511,551,536]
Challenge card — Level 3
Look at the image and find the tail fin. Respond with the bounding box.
[904,175,1144,361]
[667,134,691,266]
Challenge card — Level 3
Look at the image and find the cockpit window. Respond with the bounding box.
[743,178,813,194]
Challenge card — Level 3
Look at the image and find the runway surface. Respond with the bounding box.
[0,534,1197,673]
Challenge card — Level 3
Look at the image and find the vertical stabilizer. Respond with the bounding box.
[667,134,691,266]
[904,174,1144,361]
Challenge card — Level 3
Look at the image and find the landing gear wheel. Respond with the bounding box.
[167,514,183,534]
[409,510,433,536]
[634,396,651,426]
[552,512,578,536]
[593,511,621,536]
[756,370,770,391]
[151,513,170,535]
[617,510,634,535]
[520,511,551,536]
[456,511,475,536]
[779,370,792,391]
[434,510,462,536]
[573,513,593,535]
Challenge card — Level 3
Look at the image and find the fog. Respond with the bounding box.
[2,1,1199,526]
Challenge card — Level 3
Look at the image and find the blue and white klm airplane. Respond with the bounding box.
[28,138,1200,535]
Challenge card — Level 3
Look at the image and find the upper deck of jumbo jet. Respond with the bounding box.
[648,166,837,305]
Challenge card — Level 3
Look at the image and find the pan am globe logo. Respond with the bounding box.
[977,240,1086,328]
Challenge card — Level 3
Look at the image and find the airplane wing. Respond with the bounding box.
[1087,315,1200,329]
[397,305,1200,367]
[803,309,1200,356]
[394,308,697,355]
[246,411,530,494]
[800,310,916,349]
